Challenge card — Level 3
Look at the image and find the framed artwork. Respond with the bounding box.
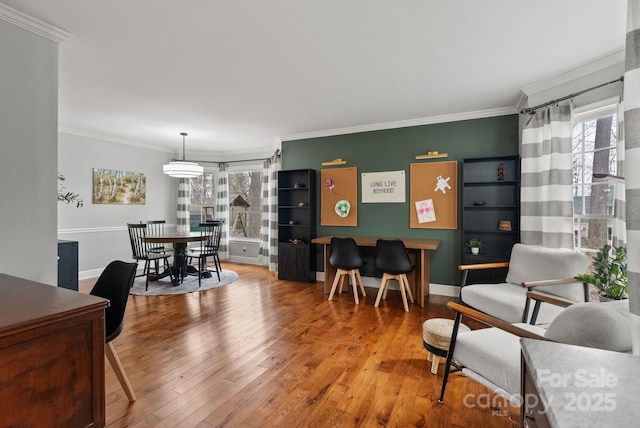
[92,168,146,205]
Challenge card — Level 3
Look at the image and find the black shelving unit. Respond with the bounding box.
[277,169,316,282]
[462,156,520,281]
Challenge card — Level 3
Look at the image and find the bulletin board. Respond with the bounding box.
[410,161,458,229]
[321,167,358,226]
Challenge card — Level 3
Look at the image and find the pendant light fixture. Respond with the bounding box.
[163,132,203,178]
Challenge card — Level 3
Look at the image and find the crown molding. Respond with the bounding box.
[0,3,71,43]
[520,50,625,97]
[281,106,516,142]
[59,127,173,153]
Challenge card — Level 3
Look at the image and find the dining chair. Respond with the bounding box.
[328,237,366,304]
[188,221,223,285]
[373,239,415,312]
[127,223,173,290]
[141,220,172,255]
[90,260,138,402]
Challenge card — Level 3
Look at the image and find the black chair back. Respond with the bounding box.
[329,237,365,270]
[143,220,166,236]
[127,223,148,259]
[374,239,413,275]
[90,260,137,342]
[199,221,223,254]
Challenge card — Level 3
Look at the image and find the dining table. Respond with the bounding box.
[144,232,208,286]
[312,235,440,307]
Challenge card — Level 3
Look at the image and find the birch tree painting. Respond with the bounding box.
[92,168,146,204]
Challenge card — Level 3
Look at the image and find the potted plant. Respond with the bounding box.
[466,237,484,255]
[574,244,627,301]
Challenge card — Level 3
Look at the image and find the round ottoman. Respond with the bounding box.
[422,318,470,374]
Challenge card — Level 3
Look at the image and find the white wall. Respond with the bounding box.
[0,20,59,284]
[58,132,176,278]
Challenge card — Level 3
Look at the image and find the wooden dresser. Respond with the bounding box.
[0,274,108,427]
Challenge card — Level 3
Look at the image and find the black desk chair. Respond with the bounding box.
[374,239,415,312]
[90,260,137,402]
[328,237,366,304]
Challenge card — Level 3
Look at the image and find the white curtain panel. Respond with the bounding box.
[625,0,640,318]
[521,103,574,248]
[258,153,281,271]
[176,178,190,234]
[216,164,230,260]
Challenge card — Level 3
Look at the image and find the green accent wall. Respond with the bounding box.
[282,114,519,285]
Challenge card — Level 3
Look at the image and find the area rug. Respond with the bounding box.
[130,269,238,296]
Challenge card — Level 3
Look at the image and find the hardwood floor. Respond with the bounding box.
[81,263,520,428]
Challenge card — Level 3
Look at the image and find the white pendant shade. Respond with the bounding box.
[163,132,203,178]
[163,161,203,178]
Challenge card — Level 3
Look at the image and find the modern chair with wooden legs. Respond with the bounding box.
[374,239,415,312]
[328,237,367,304]
[90,260,138,402]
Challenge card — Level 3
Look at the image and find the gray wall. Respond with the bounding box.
[58,132,176,277]
[0,20,58,284]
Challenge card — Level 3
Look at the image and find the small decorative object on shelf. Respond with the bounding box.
[473,201,486,206]
[298,202,305,207]
[289,238,304,244]
[294,182,303,188]
[288,220,295,225]
[466,237,483,255]
[498,220,512,231]
[497,163,505,181]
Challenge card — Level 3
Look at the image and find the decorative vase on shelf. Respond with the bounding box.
[471,247,480,255]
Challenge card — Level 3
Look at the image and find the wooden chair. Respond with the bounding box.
[459,243,590,324]
[438,291,633,405]
[127,223,173,290]
[328,237,366,304]
[373,239,415,312]
[189,221,223,285]
[90,260,138,402]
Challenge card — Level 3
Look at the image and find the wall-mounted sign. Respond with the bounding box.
[361,170,406,203]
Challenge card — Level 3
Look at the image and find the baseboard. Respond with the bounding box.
[314,272,460,297]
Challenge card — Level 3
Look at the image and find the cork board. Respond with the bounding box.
[321,167,358,226]
[410,161,458,229]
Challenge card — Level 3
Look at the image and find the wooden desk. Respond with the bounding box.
[0,274,109,427]
[145,232,208,285]
[311,236,440,307]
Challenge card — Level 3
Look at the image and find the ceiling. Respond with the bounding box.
[2,1,627,157]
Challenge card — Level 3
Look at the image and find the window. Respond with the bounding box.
[571,101,619,252]
[228,170,263,240]
[190,171,216,229]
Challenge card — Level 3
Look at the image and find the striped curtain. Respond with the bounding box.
[625,0,640,320]
[612,100,627,248]
[216,163,230,260]
[257,152,281,271]
[521,103,574,248]
[176,178,190,233]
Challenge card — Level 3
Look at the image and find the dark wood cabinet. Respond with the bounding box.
[58,239,79,290]
[462,156,520,281]
[277,169,316,282]
[0,274,108,427]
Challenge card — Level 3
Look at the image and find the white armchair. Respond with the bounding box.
[438,292,633,404]
[459,243,590,324]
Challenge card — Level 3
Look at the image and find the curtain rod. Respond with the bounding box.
[520,76,623,115]
[177,149,280,165]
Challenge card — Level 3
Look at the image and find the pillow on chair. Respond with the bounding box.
[544,300,632,352]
